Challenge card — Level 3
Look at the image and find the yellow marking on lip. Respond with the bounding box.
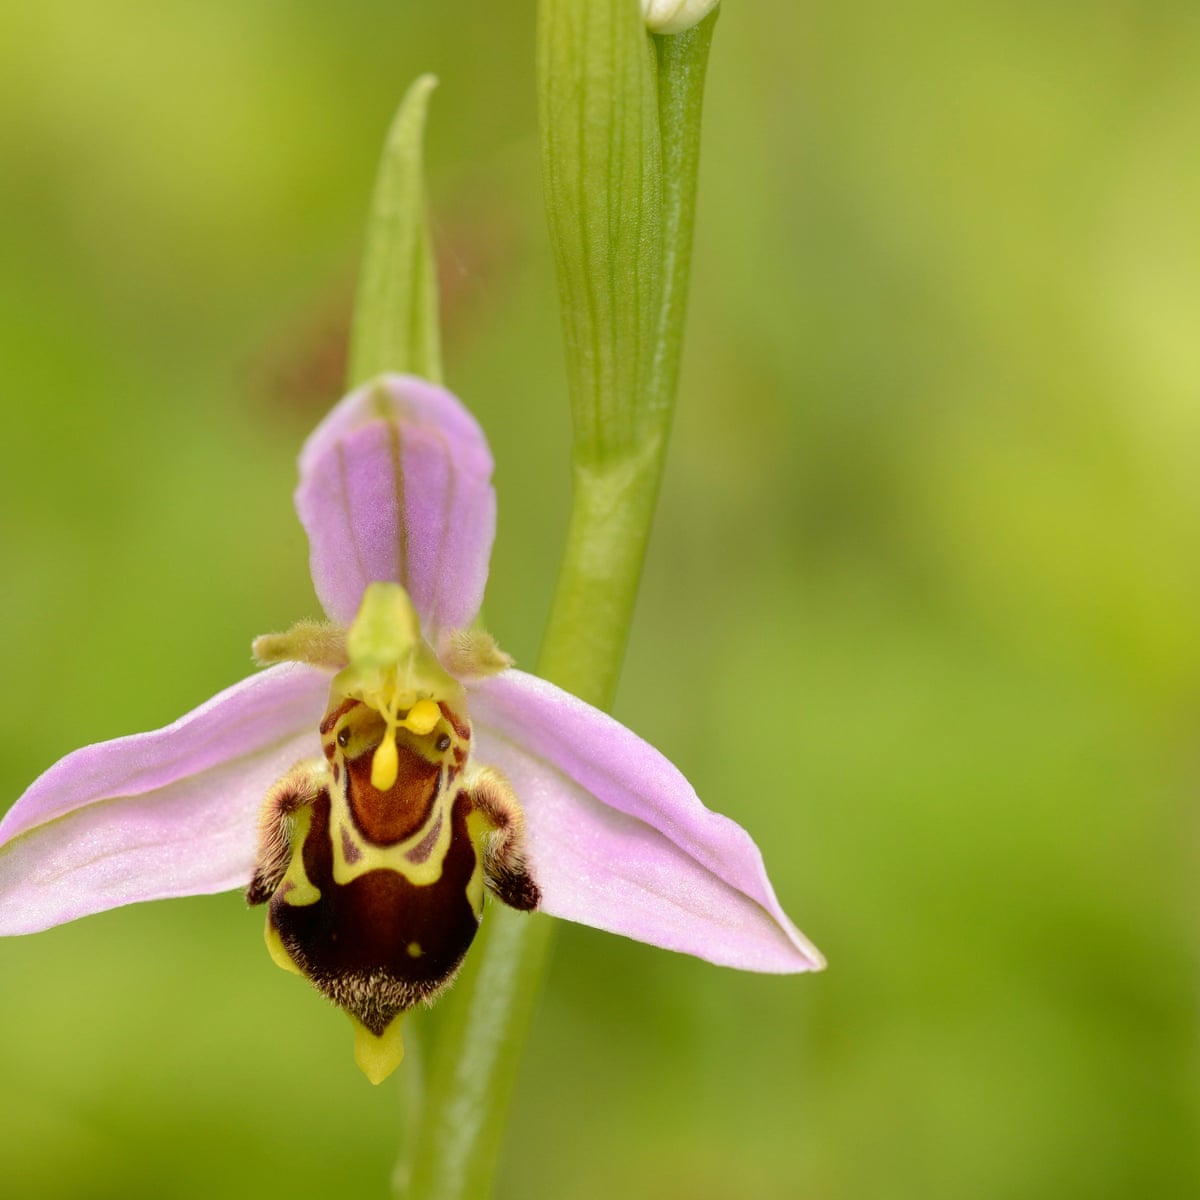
[329,781,456,889]
[264,917,304,977]
[464,808,490,917]
[278,807,320,907]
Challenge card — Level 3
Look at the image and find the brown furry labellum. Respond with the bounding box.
[247,695,538,1082]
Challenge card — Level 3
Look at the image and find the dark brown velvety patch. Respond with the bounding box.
[269,790,481,1034]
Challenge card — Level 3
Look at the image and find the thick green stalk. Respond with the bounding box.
[399,7,716,1197]
[537,438,666,710]
[538,0,664,464]
[401,906,554,1200]
[537,7,717,707]
[649,10,717,434]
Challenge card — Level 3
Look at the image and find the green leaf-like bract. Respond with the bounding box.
[348,75,442,389]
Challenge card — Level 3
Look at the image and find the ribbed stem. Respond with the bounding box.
[397,8,717,1197]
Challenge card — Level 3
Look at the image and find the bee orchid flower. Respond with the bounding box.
[0,375,823,1082]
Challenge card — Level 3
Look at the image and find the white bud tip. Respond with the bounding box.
[642,0,719,35]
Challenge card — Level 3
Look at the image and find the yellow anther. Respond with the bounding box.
[403,698,441,736]
[371,734,400,791]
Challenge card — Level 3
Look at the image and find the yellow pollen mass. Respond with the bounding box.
[371,733,400,790]
[369,697,443,791]
[404,698,441,736]
[334,584,468,795]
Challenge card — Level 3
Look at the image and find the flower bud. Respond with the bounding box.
[642,0,719,35]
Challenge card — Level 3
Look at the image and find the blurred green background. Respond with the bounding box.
[1,2,1197,1197]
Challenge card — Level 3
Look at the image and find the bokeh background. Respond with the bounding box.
[1,2,1197,1197]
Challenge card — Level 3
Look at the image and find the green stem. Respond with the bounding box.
[401,908,554,1200]
[399,11,716,1199]
[538,8,717,707]
[649,11,717,433]
[537,437,666,709]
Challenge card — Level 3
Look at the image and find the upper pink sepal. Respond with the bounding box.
[0,663,328,934]
[468,670,825,973]
[296,375,496,634]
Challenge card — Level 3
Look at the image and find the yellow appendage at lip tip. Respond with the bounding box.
[351,1014,406,1085]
